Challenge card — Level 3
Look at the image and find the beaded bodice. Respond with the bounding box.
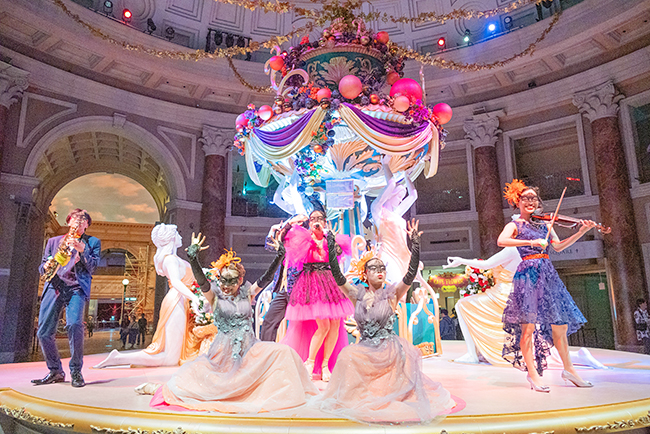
[354,284,397,346]
[212,283,256,360]
[513,220,549,258]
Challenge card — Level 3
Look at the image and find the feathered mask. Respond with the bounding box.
[503,179,528,207]
[347,249,379,281]
[210,249,241,276]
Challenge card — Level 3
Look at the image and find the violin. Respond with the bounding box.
[530,212,611,234]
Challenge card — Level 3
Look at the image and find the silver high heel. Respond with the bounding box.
[526,374,550,393]
[303,359,315,379]
[562,370,593,388]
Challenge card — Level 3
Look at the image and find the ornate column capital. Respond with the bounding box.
[0,62,29,109]
[198,125,233,157]
[464,110,504,149]
[572,81,624,122]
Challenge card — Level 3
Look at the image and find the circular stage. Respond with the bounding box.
[1,342,649,434]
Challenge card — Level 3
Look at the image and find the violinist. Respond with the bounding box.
[497,180,597,392]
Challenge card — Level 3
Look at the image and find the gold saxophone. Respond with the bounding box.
[41,221,81,283]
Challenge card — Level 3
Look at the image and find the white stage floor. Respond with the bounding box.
[1,341,650,433]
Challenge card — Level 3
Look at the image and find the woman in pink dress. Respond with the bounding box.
[281,210,354,381]
[321,220,455,423]
[141,235,318,413]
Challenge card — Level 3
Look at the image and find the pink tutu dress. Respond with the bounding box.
[151,284,318,413]
[281,225,354,375]
[318,283,455,423]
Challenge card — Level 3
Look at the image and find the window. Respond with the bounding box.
[230,153,288,218]
[415,147,470,214]
[631,103,650,184]
[512,124,585,200]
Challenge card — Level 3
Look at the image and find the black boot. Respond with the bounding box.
[71,371,85,388]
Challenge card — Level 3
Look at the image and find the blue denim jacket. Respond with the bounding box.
[39,234,101,300]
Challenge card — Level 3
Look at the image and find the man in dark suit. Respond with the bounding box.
[32,209,101,388]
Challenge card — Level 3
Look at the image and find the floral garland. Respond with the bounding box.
[461,266,495,297]
[189,282,214,326]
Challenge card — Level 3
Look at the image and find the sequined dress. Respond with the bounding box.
[151,284,318,413]
[318,283,454,423]
[502,220,587,375]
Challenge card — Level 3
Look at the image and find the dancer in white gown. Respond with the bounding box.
[94,224,208,368]
[444,246,606,369]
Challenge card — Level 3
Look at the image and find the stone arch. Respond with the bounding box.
[23,116,187,215]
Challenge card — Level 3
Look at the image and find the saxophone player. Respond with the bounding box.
[32,209,101,388]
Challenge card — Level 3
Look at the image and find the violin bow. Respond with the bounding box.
[544,187,567,243]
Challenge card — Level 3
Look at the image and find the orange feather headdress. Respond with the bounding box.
[210,249,241,275]
[346,249,380,281]
[503,179,528,207]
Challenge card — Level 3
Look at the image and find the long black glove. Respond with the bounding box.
[327,232,347,286]
[256,242,285,289]
[402,230,421,286]
[186,244,210,293]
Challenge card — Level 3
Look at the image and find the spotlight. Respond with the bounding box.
[225,33,234,48]
[122,8,132,23]
[146,18,156,35]
[488,23,496,32]
[437,37,446,49]
[214,31,223,46]
[165,26,175,41]
[463,29,471,43]
[102,0,113,15]
[504,16,513,30]
[237,36,246,48]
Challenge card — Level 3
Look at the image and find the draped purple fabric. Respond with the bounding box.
[253,110,315,147]
[343,103,429,137]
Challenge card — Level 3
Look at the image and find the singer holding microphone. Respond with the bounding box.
[32,209,101,388]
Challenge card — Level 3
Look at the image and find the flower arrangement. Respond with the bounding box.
[189,282,214,326]
[461,265,495,297]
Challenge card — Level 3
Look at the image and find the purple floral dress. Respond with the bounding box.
[502,220,586,375]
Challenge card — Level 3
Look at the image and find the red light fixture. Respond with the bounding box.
[122,8,132,22]
[437,37,446,49]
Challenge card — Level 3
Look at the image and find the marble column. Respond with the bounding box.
[198,126,232,264]
[573,81,647,349]
[464,112,505,257]
[0,63,29,171]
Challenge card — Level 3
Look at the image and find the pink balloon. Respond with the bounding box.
[316,88,332,102]
[235,113,248,127]
[338,75,363,100]
[432,103,453,124]
[389,78,423,103]
[393,95,410,112]
[258,105,273,121]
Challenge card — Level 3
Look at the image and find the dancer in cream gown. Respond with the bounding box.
[95,224,210,368]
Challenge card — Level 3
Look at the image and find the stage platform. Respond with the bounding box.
[1,341,650,434]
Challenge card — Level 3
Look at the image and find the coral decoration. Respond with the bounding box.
[258,105,273,121]
[269,55,285,71]
[432,103,453,124]
[386,71,400,85]
[316,88,332,102]
[376,31,390,44]
[393,95,410,112]
[338,75,363,99]
[211,249,242,275]
[390,78,423,102]
[460,266,495,297]
[503,179,529,207]
[348,249,378,281]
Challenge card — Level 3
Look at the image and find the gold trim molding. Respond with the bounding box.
[575,411,650,433]
[0,404,74,429]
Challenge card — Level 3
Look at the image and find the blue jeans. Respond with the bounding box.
[37,285,86,373]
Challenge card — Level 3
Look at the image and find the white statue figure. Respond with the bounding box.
[94,224,208,368]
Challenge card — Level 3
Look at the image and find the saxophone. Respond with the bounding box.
[41,221,81,283]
